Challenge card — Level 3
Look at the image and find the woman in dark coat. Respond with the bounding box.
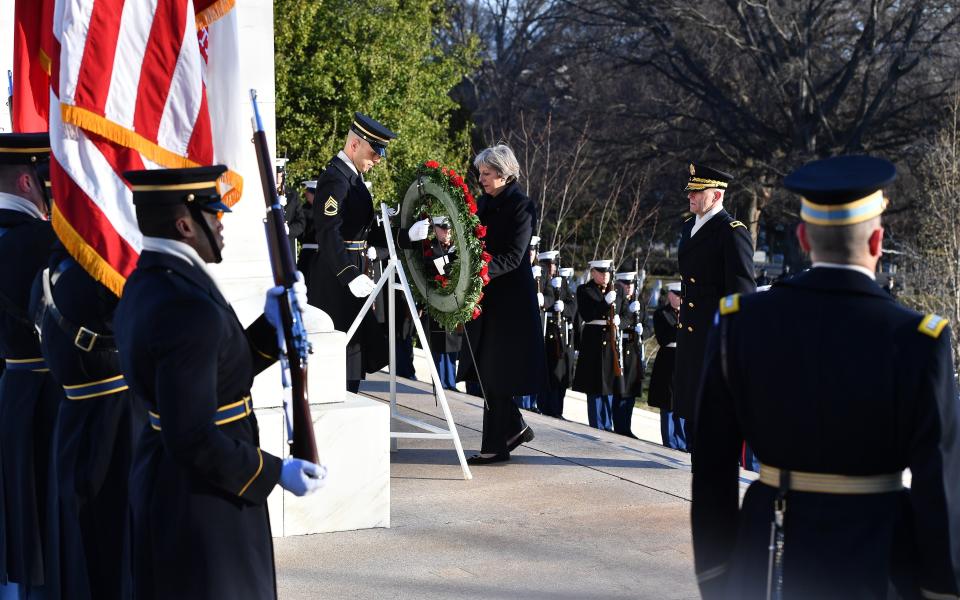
[457,144,547,464]
[648,282,686,450]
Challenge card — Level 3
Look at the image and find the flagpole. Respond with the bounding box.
[6,70,13,130]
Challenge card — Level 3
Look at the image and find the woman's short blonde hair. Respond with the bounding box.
[474,144,520,183]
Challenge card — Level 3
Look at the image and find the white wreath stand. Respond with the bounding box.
[345,204,472,480]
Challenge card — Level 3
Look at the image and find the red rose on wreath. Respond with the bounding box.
[480,271,491,285]
[424,160,440,169]
[450,175,464,188]
[475,224,487,238]
[472,306,482,319]
[481,250,492,264]
[448,168,458,178]
[434,274,449,288]
[477,291,484,303]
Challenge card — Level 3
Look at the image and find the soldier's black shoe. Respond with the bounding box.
[467,453,510,465]
[506,426,535,453]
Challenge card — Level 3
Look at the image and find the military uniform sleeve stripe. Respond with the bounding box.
[918,314,949,339]
[238,448,264,497]
[696,564,727,583]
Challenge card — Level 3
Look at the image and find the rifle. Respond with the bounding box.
[605,267,623,377]
[249,89,319,464]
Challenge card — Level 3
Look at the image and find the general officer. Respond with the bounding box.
[647,282,686,450]
[691,156,960,599]
[613,271,644,438]
[296,180,318,287]
[572,260,624,431]
[538,250,576,418]
[115,165,327,600]
[0,133,60,596]
[31,239,147,600]
[673,163,755,452]
[306,113,427,393]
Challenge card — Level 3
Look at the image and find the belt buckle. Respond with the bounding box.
[74,327,97,352]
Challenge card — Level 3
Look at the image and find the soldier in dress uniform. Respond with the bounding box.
[647,282,686,450]
[276,159,305,261]
[114,165,327,600]
[420,216,461,390]
[612,271,644,438]
[0,133,60,596]
[296,180,318,287]
[306,113,428,393]
[538,251,576,418]
[673,163,755,452]
[572,260,624,431]
[32,237,147,600]
[691,156,960,599]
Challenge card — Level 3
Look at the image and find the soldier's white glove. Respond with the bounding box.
[551,276,562,289]
[532,265,542,278]
[604,290,617,304]
[367,246,378,261]
[629,300,641,313]
[408,218,430,242]
[348,274,377,298]
[537,292,545,307]
[553,300,565,313]
[634,323,643,335]
[280,457,328,496]
[613,314,621,327]
[264,271,308,339]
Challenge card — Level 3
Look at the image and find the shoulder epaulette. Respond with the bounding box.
[719,293,741,316]
[918,314,948,339]
[730,220,747,229]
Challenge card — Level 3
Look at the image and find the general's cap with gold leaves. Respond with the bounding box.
[785,155,896,226]
[685,162,734,192]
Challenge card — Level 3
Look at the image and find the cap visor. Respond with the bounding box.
[203,201,232,213]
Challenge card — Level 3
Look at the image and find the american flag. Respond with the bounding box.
[47,0,243,296]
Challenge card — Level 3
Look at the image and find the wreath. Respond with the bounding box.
[398,161,491,331]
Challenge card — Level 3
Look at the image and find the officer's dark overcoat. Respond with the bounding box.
[0,208,59,586]
[571,280,625,397]
[691,268,960,599]
[456,181,546,396]
[115,250,283,600]
[307,156,405,380]
[31,246,146,600]
[673,210,754,422]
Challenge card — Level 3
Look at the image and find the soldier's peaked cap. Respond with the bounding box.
[538,250,559,262]
[124,165,231,214]
[785,155,896,227]
[615,271,637,281]
[0,133,51,166]
[589,259,613,271]
[685,163,734,192]
[351,113,396,157]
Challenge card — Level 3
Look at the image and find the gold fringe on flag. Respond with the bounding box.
[51,203,128,297]
[195,0,236,30]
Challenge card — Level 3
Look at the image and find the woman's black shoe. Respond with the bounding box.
[506,426,535,452]
[466,453,510,465]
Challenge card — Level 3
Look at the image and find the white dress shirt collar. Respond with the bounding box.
[0,192,44,220]
[337,150,360,178]
[690,202,724,237]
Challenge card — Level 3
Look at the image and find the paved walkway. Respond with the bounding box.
[274,369,704,599]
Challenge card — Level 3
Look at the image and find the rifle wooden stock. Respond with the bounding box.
[250,116,319,464]
[605,275,623,377]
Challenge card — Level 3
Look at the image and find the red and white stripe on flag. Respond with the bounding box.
[50,0,243,296]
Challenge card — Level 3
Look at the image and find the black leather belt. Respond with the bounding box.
[41,259,117,352]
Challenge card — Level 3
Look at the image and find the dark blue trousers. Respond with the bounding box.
[432,352,458,390]
[586,395,614,431]
[659,410,687,450]
[612,396,636,437]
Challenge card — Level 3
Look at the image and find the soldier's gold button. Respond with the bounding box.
[678,322,682,328]
[689,277,696,283]
[687,326,694,332]
[688,302,695,308]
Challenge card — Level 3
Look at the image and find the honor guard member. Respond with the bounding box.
[691,156,960,599]
[572,260,625,431]
[114,166,327,600]
[538,251,576,417]
[276,158,306,261]
[612,271,644,438]
[528,234,540,265]
[296,180,318,286]
[32,238,148,600]
[307,113,427,393]
[647,282,686,450]
[0,133,60,596]
[419,217,462,389]
[673,163,755,452]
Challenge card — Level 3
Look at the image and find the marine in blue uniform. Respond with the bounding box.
[539,251,576,418]
[306,113,424,393]
[572,260,625,431]
[613,271,644,438]
[691,156,960,599]
[30,240,146,600]
[114,166,327,600]
[673,162,755,452]
[0,133,60,595]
